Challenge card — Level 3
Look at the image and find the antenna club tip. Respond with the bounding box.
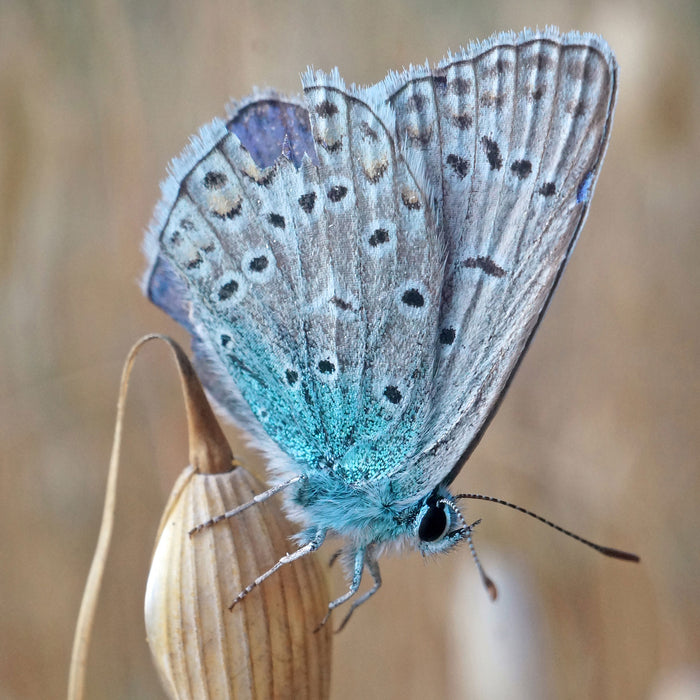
[484,576,498,601]
[601,547,640,562]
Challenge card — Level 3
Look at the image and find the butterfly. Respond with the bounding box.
[143,27,637,628]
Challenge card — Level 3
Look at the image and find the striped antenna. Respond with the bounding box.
[454,493,639,562]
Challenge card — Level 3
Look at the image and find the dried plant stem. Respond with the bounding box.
[67,333,231,700]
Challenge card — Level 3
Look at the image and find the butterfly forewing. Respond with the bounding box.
[368,32,616,493]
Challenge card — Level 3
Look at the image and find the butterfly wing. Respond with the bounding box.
[365,29,617,494]
[143,79,444,479]
[145,29,616,501]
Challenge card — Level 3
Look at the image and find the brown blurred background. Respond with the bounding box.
[1,1,698,698]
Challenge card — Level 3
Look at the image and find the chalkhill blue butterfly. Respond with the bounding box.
[143,27,637,628]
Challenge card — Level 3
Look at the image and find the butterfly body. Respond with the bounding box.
[144,28,618,617]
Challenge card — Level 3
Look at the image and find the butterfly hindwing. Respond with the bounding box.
[146,97,313,332]
[145,80,444,480]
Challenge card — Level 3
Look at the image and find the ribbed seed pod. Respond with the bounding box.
[145,463,332,699]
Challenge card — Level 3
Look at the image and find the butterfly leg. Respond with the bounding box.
[190,474,306,535]
[335,548,382,632]
[315,546,366,631]
[229,528,326,610]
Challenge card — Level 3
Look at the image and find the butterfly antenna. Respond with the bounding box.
[455,493,639,562]
[441,498,498,600]
[465,518,498,601]
[189,474,306,536]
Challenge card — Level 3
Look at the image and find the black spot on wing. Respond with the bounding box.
[316,100,339,117]
[481,137,503,170]
[218,279,239,300]
[479,92,505,108]
[318,360,336,374]
[452,113,473,130]
[331,296,353,312]
[299,192,316,212]
[383,385,402,404]
[203,171,227,189]
[446,154,470,178]
[405,94,426,111]
[462,256,506,278]
[249,256,268,272]
[510,159,532,179]
[328,185,348,202]
[539,182,556,197]
[267,213,285,229]
[450,76,472,95]
[439,327,456,345]
[401,288,425,307]
[495,57,511,73]
[369,228,390,246]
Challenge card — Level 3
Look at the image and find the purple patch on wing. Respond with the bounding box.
[147,256,194,333]
[227,99,316,168]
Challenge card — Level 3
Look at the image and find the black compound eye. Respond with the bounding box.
[418,503,449,542]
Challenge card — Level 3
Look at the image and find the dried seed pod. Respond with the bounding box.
[145,462,332,699]
[67,336,330,700]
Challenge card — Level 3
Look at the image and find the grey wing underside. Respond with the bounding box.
[143,28,617,499]
[143,84,444,478]
[365,28,617,496]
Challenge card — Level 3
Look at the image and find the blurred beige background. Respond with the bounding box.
[2,1,699,698]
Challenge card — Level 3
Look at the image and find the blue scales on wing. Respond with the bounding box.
[143,79,444,483]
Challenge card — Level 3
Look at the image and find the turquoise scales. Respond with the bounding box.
[144,28,631,624]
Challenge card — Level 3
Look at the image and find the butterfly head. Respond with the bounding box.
[412,487,469,556]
